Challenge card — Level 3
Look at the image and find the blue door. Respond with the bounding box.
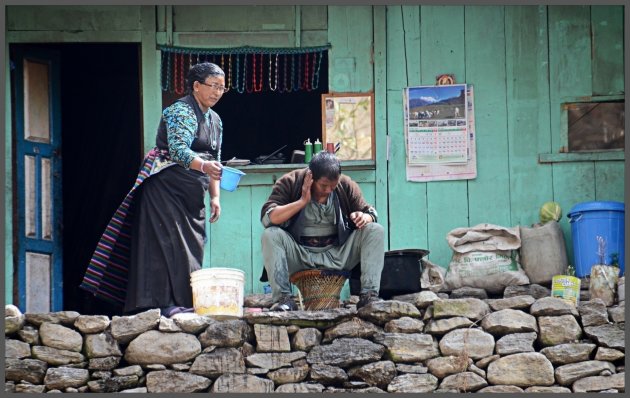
[13,47,63,312]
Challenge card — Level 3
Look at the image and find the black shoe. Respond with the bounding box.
[270,295,298,311]
[357,292,381,309]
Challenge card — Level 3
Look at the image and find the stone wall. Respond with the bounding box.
[4,281,625,393]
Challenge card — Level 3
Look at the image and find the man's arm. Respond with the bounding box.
[339,176,378,229]
[268,169,312,224]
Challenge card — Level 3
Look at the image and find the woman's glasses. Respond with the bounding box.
[199,81,229,94]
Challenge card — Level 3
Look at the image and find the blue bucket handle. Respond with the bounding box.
[568,213,583,224]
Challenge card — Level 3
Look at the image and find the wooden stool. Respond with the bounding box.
[289,269,350,310]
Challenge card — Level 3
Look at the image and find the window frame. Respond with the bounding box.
[539,94,625,164]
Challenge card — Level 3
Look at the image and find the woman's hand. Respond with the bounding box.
[202,160,223,180]
[350,211,371,229]
[209,197,221,223]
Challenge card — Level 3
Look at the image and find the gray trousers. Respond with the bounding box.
[261,223,385,302]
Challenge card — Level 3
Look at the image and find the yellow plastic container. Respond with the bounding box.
[551,275,581,307]
[190,268,245,318]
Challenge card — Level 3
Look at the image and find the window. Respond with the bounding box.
[567,101,624,152]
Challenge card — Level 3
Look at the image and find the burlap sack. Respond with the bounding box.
[519,221,568,285]
[444,223,530,294]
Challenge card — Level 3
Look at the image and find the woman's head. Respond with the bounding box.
[309,151,341,181]
[188,62,227,110]
[187,62,225,91]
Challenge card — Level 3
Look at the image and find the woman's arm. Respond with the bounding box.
[209,178,221,223]
[164,102,222,179]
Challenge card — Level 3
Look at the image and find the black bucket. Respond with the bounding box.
[350,249,429,299]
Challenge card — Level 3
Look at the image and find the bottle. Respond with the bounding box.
[304,138,313,163]
[313,138,323,154]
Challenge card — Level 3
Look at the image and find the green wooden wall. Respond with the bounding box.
[4,5,625,304]
[385,5,625,270]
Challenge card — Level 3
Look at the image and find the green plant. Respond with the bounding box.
[539,201,562,224]
[566,264,576,277]
[610,253,619,268]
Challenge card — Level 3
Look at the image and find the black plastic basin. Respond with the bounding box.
[349,248,429,299]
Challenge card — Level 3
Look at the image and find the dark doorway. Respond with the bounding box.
[15,43,143,316]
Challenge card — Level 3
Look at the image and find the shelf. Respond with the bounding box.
[538,151,624,163]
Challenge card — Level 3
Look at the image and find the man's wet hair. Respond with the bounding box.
[309,151,341,181]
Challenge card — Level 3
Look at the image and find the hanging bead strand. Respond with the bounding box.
[269,53,278,91]
[254,53,263,92]
[167,52,174,93]
[238,53,247,94]
[226,54,232,90]
[289,54,295,91]
[312,51,323,90]
[174,53,185,95]
[233,53,241,92]
[246,53,254,93]
[281,54,289,92]
[294,53,302,92]
[160,51,168,91]
[303,52,311,91]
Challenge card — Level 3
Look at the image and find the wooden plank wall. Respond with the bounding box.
[385,4,625,270]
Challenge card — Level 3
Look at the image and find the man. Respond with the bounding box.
[260,151,384,311]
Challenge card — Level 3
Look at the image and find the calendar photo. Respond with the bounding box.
[404,84,468,165]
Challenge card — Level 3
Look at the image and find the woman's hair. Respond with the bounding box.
[309,151,341,181]
[186,62,225,93]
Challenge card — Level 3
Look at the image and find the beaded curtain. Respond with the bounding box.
[160,45,330,95]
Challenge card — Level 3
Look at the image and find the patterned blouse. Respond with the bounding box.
[162,101,223,168]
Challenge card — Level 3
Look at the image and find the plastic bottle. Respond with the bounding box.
[313,138,323,154]
[304,138,313,163]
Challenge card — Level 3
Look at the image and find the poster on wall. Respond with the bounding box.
[321,92,375,161]
[404,84,477,182]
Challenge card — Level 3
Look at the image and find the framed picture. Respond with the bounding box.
[321,92,375,161]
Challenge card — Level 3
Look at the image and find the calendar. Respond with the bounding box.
[408,128,468,164]
[404,84,477,182]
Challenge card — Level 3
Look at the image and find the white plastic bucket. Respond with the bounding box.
[190,267,245,318]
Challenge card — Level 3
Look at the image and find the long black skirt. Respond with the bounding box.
[123,165,209,314]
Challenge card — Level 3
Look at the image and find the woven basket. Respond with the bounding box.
[289,269,350,310]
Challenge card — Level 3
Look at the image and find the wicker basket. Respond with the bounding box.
[289,269,350,310]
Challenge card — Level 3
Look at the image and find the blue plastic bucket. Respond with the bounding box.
[220,166,246,192]
[567,201,624,277]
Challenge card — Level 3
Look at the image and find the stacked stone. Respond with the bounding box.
[4,283,625,393]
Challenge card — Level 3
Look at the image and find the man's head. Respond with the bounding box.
[309,152,341,199]
[309,151,341,180]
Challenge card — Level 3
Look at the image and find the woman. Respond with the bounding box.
[80,62,228,317]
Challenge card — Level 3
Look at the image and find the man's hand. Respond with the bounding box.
[267,169,313,225]
[350,211,371,229]
[300,169,313,205]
